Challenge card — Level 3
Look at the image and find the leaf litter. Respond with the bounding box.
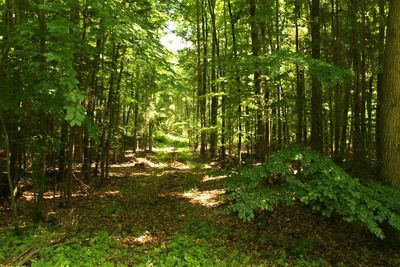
[1,149,400,266]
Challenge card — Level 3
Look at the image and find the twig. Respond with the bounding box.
[73,173,91,192]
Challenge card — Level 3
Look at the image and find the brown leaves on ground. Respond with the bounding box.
[1,151,399,266]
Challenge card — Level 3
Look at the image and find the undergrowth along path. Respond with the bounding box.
[1,149,400,266]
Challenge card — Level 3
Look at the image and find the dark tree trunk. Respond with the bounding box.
[310,0,323,152]
[381,0,400,187]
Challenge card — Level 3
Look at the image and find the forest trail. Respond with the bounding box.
[2,149,399,266]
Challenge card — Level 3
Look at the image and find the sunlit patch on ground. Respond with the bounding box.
[169,161,190,170]
[165,189,226,207]
[130,172,156,177]
[152,146,176,153]
[102,190,120,197]
[202,175,227,182]
[114,231,158,245]
[110,160,167,170]
[22,191,89,201]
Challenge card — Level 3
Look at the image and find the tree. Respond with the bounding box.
[381,0,400,188]
[310,0,323,152]
[249,0,265,161]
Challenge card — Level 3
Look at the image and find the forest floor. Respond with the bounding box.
[1,148,400,266]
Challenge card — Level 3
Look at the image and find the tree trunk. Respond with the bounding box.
[381,0,400,187]
[310,0,323,152]
[208,0,218,159]
[200,1,208,160]
[249,0,265,161]
[295,1,305,145]
[0,110,19,232]
[376,0,386,172]
[228,0,242,165]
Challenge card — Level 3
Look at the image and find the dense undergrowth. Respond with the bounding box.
[222,145,400,239]
[0,220,331,266]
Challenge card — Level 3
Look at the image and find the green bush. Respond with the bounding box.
[222,145,400,239]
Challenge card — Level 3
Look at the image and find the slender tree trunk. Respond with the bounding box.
[64,126,74,208]
[333,0,343,161]
[249,0,265,161]
[133,87,139,153]
[208,0,218,159]
[228,0,242,165]
[376,0,386,172]
[310,0,323,152]
[58,121,68,200]
[351,0,365,168]
[196,0,202,153]
[32,0,47,220]
[0,110,19,232]
[295,1,305,145]
[200,1,208,160]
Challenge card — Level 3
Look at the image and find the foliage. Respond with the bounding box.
[288,237,317,258]
[0,228,121,266]
[140,220,257,267]
[236,50,353,87]
[222,145,400,239]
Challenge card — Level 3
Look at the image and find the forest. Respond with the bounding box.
[1,0,400,265]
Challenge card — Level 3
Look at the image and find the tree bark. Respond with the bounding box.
[376,0,386,172]
[228,0,242,165]
[310,0,323,152]
[381,0,400,187]
[0,110,19,232]
[200,1,208,160]
[249,0,265,161]
[208,0,218,159]
[295,1,305,145]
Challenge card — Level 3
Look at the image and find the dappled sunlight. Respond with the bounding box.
[114,231,158,245]
[130,172,157,177]
[102,190,120,197]
[202,175,227,182]
[165,189,226,208]
[169,161,190,170]
[110,159,167,170]
[22,191,89,201]
[152,146,176,153]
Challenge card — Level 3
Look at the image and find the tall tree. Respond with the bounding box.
[310,0,323,152]
[380,0,400,187]
[249,0,265,161]
[208,0,218,159]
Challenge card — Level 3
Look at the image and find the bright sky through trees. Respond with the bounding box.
[160,21,192,53]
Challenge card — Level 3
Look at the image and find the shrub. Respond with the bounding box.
[222,145,400,239]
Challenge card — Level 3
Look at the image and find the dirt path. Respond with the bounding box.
[2,151,400,266]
